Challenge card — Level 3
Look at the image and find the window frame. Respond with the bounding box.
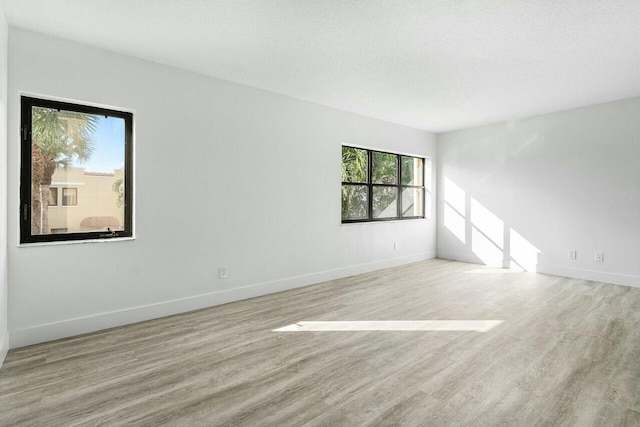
[20,96,134,244]
[341,145,425,223]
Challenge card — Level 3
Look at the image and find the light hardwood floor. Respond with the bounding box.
[1,259,639,426]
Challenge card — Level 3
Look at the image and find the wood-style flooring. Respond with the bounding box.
[1,259,639,426]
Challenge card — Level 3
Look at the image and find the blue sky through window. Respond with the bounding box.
[72,116,125,173]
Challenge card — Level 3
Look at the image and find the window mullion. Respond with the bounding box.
[396,154,401,219]
[367,150,373,220]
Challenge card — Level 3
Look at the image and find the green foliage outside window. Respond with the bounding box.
[341,146,367,182]
[341,147,368,219]
[372,152,397,184]
[341,146,425,222]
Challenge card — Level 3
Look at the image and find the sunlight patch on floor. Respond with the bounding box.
[273,320,503,332]
[465,268,521,274]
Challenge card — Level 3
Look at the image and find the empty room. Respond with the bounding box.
[0,1,638,426]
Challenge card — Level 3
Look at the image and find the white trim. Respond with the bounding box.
[9,251,436,348]
[18,91,136,114]
[19,236,135,248]
[341,142,428,161]
[537,263,640,288]
[437,251,640,288]
[0,333,9,368]
[436,250,485,266]
[340,218,429,226]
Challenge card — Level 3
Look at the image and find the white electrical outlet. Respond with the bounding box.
[568,250,577,260]
[393,242,398,251]
[595,252,604,263]
[219,267,228,279]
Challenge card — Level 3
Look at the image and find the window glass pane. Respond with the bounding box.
[372,152,397,184]
[401,156,424,186]
[48,187,58,206]
[342,185,368,220]
[341,146,367,183]
[30,107,126,235]
[62,188,77,206]
[402,187,424,217]
[372,186,398,218]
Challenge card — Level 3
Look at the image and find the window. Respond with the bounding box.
[61,188,78,206]
[20,97,133,243]
[342,146,425,223]
[48,187,58,206]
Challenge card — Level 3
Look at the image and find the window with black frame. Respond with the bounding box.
[20,96,133,244]
[341,146,425,223]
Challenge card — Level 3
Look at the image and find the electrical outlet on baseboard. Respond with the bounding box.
[595,252,604,263]
[568,250,577,260]
[219,267,228,279]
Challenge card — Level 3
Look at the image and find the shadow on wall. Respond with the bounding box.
[443,177,540,271]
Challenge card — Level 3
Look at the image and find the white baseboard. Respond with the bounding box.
[538,264,640,288]
[436,251,485,266]
[0,333,8,368]
[10,251,436,349]
[438,250,640,288]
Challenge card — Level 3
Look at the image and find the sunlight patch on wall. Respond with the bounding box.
[444,177,466,215]
[472,227,503,266]
[471,198,504,249]
[510,228,540,271]
[441,177,542,273]
[444,203,466,243]
[424,158,433,219]
[470,198,504,267]
[273,320,503,333]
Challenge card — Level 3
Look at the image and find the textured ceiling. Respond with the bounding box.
[1,0,639,132]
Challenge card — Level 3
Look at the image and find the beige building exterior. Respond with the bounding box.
[47,167,124,233]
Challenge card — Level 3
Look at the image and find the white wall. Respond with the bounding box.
[7,29,437,348]
[0,7,8,365]
[437,97,640,287]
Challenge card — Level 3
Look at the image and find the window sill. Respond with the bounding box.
[341,218,430,225]
[18,236,135,248]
